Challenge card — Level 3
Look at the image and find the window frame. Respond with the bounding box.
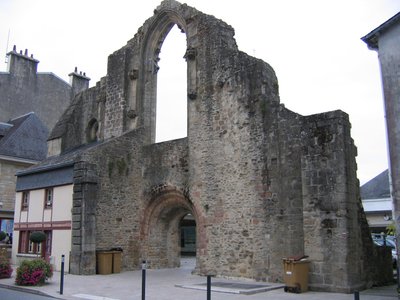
[21,191,29,211]
[18,230,50,256]
[44,188,54,209]
[18,231,29,253]
[28,239,42,254]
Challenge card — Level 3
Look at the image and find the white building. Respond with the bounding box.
[12,163,73,272]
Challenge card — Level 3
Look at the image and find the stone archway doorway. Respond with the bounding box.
[179,213,197,270]
[142,187,198,270]
[180,213,196,257]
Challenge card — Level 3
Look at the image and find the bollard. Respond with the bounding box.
[60,254,65,295]
[354,291,360,300]
[142,260,146,300]
[207,275,211,300]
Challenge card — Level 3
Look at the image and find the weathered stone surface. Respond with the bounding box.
[45,0,389,292]
[0,46,89,131]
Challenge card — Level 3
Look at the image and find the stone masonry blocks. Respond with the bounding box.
[50,0,387,292]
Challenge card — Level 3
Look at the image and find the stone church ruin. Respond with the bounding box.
[38,0,388,292]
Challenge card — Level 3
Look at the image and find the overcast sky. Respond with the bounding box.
[1,0,399,185]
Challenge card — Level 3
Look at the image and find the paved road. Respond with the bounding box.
[0,258,397,300]
[0,287,57,300]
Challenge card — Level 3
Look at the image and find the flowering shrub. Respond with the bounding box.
[16,259,53,286]
[0,248,12,279]
[0,261,12,279]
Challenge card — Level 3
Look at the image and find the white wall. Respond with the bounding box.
[51,229,72,272]
[28,190,43,222]
[52,185,73,221]
[12,184,73,272]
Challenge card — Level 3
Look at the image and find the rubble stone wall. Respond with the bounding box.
[52,0,388,292]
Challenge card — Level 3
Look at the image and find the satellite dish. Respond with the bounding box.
[383,214,391,221]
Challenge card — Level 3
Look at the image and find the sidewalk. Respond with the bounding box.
[0,258,398,300]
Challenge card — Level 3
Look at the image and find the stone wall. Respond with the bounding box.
[0,161,32,212]
[70,161,98,275]
[0,48,72,130]
[49,0,389,292]
[49,78,106,154]
[301,111,361,292]
[87,130,146,271]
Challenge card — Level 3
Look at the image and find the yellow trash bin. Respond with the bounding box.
[283,257,310,293]
[97,251,113,275]
[112,251,122,273]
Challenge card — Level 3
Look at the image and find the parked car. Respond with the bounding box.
[372,234,397,268]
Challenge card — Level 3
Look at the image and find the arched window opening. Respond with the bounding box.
[86,118,99,143]
[155,24,187,143]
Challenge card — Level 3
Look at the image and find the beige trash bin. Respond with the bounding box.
[282,257,310,293]
[97,251,113,275]
[112,251,122,273]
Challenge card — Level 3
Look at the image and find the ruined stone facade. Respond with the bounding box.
[41,0,387,292]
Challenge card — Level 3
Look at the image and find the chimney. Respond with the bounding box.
[69,67,90,95]
[6,45,39,77]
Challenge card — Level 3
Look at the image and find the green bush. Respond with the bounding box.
[0,231,6,241]
[15,259,53,286]
[386,221,396,236]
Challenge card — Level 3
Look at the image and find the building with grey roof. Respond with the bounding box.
[0,113,48,234]
[0,46,90,240]
[361,169,392,232]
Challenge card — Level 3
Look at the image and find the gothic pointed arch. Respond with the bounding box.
[126,5,197,144]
